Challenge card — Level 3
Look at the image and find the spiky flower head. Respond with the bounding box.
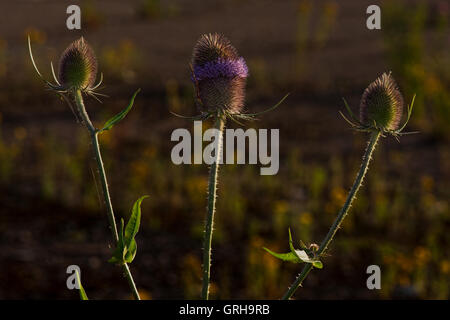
[360,72,404,131]
[191,33,248,115]
[59,37,98,91]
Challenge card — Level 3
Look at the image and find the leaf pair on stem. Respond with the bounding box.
[109,196,149,265]
[264,229,323,269]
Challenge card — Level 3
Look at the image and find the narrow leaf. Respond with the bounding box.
[75,269,88,300]
[342,98,360,123]
[100,89,141,133]
[241,93,290,117]
[125,238,137,263]
[313,261,323,269]
[108,218,127,265]
[288,228,296,253]
[263,247,302,263]
[124,195,148,249]
[118,218,126,256]
[398,93,416,133]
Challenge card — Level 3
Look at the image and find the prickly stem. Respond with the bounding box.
[201,112,226,300]
[73,90,141,300]
[282,130,381,299]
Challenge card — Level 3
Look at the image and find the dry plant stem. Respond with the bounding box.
[74,90,141,300]
[282,130,381,300]
[201,113,226,300]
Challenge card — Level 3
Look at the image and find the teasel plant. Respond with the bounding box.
[28,36,147,300]
[265,72,416,299]
[172,33,288,299]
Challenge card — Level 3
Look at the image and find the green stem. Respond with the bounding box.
[282,131,381,300]
[201,113,226,300]
[74,90,141,300]
[123,263,140,300]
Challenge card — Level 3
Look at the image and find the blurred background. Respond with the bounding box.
[0,0,448,299]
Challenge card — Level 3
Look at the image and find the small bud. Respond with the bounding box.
[191,33,248,114]
[59,37,98,90]
[360,73,404,131]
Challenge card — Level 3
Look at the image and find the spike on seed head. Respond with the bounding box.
[360,72,404,131]
[191,33,248,114]
[192,33,239,67]
[59,37,98,90]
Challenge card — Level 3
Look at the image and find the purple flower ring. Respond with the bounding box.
[193,57,248,82]
[191,33,248,114]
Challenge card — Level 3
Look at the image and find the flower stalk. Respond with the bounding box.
[201,111,226,300]
[282,130,381,299]
[74,90,119,242]
[73,90,141,300]
[183,33,286,299]
[279,72,414,299]
[29,36,143,300]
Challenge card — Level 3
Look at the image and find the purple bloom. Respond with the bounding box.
[193,57,248,81]
[191,33,248,114]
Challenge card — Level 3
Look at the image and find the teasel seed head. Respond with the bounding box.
[360,72,404,131]
[59,37,98,91]
[191,33,248,115]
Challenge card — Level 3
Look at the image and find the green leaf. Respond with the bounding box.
[264,228,323,269]
[108,219,128,265]
[125,238,137,263]
[118,218,126,259]
[75,269,88,300]
[288,228,296,252]
[99,89,140,133]
[123,195,148,264]
[124,195,148,249]
[263,247,302,263]
[109,196,148,265]
[312,261,323,269]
